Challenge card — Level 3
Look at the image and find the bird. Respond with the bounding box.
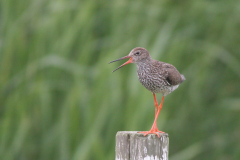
[109,47,185,137]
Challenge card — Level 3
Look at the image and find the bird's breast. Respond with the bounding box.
[137,68,167,91]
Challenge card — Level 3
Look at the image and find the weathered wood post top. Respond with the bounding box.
[115,131,169,160]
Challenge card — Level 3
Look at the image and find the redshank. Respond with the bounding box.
[109,47,185,137]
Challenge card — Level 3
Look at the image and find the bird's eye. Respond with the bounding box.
[135,52,140,55]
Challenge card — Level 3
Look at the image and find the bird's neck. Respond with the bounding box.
[136,58,152,70]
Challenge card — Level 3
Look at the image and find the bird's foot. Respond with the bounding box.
[138,130,165,138]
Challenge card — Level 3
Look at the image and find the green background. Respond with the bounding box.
[1,0,240,159]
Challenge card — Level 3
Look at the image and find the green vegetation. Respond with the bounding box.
[1,0,240,159]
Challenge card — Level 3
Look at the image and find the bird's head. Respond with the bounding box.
[109,47,151,72]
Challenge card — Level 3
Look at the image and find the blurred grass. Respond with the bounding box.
[1,0,240,159]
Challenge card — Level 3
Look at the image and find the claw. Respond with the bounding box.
[138,130,165,138]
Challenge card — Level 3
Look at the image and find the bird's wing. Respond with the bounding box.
[161,63,184,85]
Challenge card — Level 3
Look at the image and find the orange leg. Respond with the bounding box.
[153,93,158,118]
[139,96,165,138]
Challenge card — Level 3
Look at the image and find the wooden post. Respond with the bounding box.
[115,131,169,160]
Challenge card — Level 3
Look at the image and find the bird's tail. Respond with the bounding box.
[181,75,186,82]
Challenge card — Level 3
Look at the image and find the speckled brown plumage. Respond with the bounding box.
[129,47,185,96]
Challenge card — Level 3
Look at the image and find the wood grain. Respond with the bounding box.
[116,131,169,160]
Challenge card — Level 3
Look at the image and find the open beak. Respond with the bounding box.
[109,56,132,72]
